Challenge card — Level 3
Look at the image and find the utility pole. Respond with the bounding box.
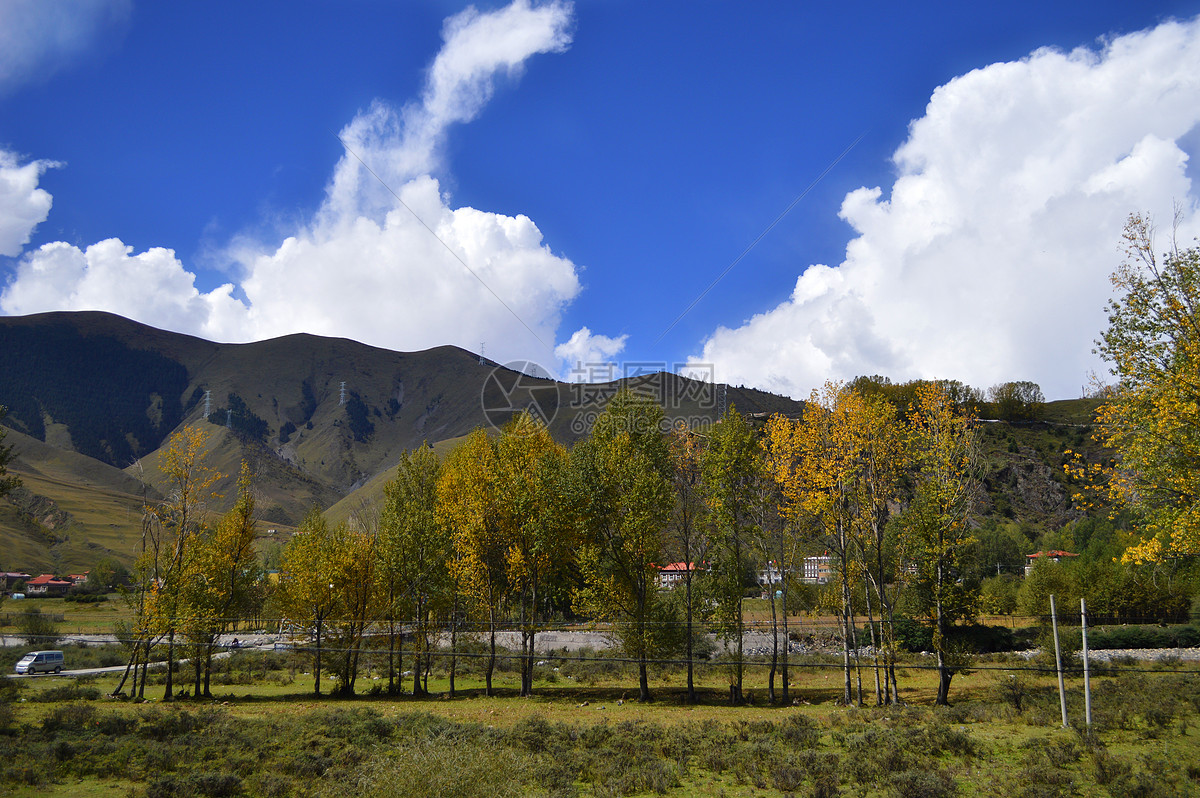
[203,390,211,420]
[339,381,346,406]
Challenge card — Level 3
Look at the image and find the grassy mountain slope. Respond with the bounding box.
[0,427,152,571]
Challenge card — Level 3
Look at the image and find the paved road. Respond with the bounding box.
[6,642,273,679]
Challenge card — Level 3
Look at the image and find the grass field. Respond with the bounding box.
[2,639,1199,798]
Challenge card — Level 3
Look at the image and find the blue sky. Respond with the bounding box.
[3,0,1200,399]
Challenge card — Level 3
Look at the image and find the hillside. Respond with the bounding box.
[0,311,1111,574]
[0,311,808,570]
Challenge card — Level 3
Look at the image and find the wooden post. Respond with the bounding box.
[1050,594,1068,728]
[1081,597,1092,728]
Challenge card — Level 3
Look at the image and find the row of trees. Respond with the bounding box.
[268,381,979,706]
[110,210,1198,706]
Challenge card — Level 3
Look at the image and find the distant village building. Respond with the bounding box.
[758,561,785,585]
[1025,550,1079,577]
[1,572,32,591]
[657,561,703,589]
[26,574,74,596]
[802,555,833,584]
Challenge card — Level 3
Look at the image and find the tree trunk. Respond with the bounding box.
[781,573,790,705]
[387,600,396,695]
[840,567,853,705]
[163,630,175,701]
[486,609,496,697]
[314,617,322,696]
[113,644,138,697]
[767,585,778,705]
[448,600,458,698]
[138,639,151,699]
[865,582,882,705]
[518,602,530,697]
[412,605,426,697]
[193,643,202,697]
[685,571,696,703]
[638,658,651,703]
[936,649,953,706]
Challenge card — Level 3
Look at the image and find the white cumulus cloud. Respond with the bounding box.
[1,0,580,366]
[555,326,629,380]
[0,150,58,256]
[693,17,1200,400]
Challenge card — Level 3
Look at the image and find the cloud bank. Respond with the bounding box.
[2,0,583,367]
[694,17,1200,400]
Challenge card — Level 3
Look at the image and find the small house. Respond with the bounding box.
[1025,550,1078,577]
[26,574,74,596]
[657,561,703,589]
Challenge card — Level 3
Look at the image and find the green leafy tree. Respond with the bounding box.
[702,407,764,705]
[987,381,1045,421]
[667,425,708,703]
[379,444,449,695]
[17,606,58,646]
[572,390,675,702]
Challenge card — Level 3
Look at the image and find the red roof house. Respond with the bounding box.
[26,574,74,596]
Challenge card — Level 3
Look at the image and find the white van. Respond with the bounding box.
[15,650,64,674]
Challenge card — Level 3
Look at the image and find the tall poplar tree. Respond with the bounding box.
[667,425,707,703]
[702,407,764,705]
[898,381,979,705]
[496,412,572,696]
[572,390,674,702]
[439,428,509,696]
[379,444,447,695]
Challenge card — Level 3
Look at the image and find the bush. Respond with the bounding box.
[17,607,58,645]
[778,714,822,748]
[34,683,100,703]
[889,768,958,798]
[147,774,243,798]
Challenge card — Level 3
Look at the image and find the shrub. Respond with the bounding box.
[17,606,58,645]
[889,768,957,798]
[342,739,527,798]
[40,702,97,732]
[35,683,100,703]
[778,713,822,748]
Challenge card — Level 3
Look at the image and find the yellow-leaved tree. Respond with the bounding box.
[181,460,260,697]
[897,381,979,706]
[117,424,223,701]
[495,411,573,697]
[439,428,509,696]
[1093,212,1200,563]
